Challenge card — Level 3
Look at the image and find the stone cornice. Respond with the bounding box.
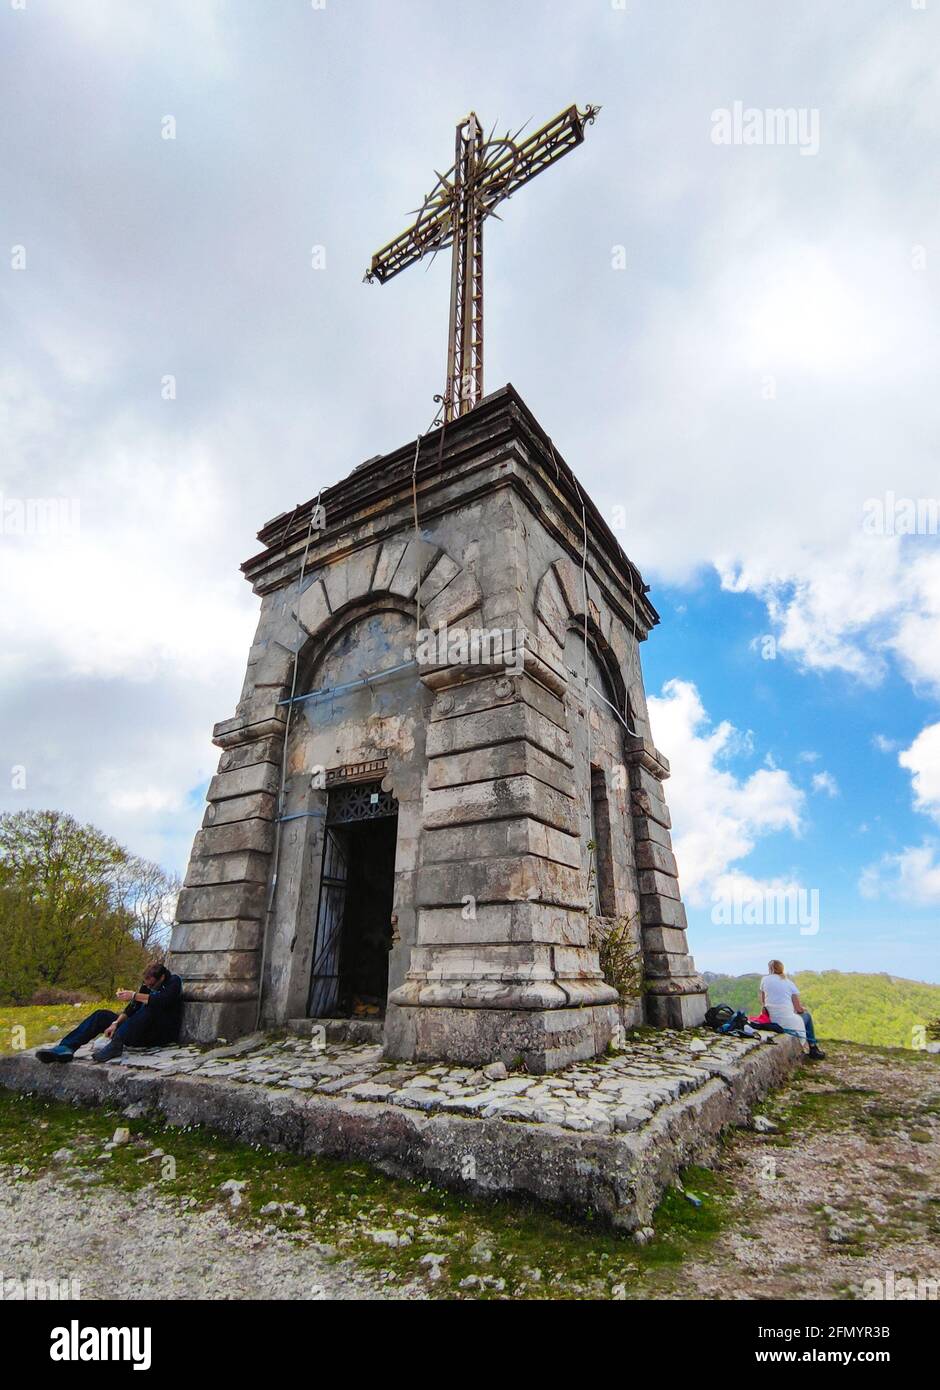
[241,385,659,634]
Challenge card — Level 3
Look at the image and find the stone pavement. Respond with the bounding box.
[1,1029,802,1231]
[89,1031,773,1135]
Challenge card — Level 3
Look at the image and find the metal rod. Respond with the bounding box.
[586,680,641,739]
[277,659,418,708]
[445,118,464,420]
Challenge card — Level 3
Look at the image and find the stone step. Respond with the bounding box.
[286,1016,384,1045]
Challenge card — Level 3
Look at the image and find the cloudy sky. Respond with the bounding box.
[2,0,939,980]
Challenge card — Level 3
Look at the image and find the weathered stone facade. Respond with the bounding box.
[170,386,707,1069]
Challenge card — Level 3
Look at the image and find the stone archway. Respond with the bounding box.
[292,537,483,652]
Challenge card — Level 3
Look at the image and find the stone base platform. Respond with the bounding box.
[0,1029,802,1232]
[384,1001,621,1073]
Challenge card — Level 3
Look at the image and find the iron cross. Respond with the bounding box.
[365,104,599,421]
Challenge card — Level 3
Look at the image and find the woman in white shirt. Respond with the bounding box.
[760,960,826,1060]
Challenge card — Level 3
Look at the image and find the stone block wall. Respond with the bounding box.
[171,385,707,1061]
[170,696,285,1042]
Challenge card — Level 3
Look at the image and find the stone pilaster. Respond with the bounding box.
[385,658,619,1072]
[170,693,286,1042]
[625,734,707,1027]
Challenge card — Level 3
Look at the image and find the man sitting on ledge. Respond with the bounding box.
[36,962,183,1065]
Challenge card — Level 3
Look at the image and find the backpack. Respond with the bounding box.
[704,1004,750,1036]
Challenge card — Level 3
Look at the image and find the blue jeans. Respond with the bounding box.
[801,1009,818,1045]
[779,1009,818,1045]
[60,1008,160,1052]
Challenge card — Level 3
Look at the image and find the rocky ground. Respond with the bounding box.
[0,1166,410,1300]
[676,1042,940,1300]
[0,1041,937,1300]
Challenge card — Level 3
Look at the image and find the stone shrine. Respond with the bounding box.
[170,385,707,1070]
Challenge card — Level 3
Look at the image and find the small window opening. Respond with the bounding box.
[590,766,617,917]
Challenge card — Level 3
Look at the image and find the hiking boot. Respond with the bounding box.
[36,1043,74,1064]
[91,1039,124,1064]
[807,1044,827,1060]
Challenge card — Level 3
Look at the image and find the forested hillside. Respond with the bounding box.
[703,971,940,1048]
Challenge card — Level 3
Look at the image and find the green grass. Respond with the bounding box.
[704,970,940,1048]
[752,1043,940,1143]
[0,1001,113,1054]
[3,1039,938,1297]
[0,1089,732,1300]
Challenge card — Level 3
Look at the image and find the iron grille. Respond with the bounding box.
[326,781,398,825]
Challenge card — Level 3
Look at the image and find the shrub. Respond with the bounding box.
[29,986,89,1006]
[589,914,644,999]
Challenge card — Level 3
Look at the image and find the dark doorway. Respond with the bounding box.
[308,782,398,1019]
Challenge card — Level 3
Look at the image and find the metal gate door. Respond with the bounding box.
[307,826,349,1017]
[307,780,398,1016]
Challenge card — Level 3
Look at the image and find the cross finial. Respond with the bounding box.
[366,104,600,421]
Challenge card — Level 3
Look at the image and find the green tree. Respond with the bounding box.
[112,854,180,956]
[0,810,170,1004]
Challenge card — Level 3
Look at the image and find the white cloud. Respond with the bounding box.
[3,0,940,895]
[56,0,234,76]
[858,723,940,909]
[647,679,804,907]
[711,871,804,903]
[583,25,940,702]
[736,247,885,376]
[899,722,940,825]
[859,843,940,906]
[716,537,902,684]
[0,368,257,871]
[890,553,940,695]
[715,544,940,697]
[0,382,257,686]
[811,771,839,798]
[709,871,817,933]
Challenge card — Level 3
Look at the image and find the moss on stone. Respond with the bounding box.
[0,1090,733,1300]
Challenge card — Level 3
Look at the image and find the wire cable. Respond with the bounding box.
[255,492,320,1029]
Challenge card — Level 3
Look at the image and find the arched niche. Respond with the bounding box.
[271,601,433,1023]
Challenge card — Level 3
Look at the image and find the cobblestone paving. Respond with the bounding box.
[54,1030,779,1137]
